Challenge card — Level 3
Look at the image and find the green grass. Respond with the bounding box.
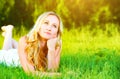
[0,49,120,79]
[0,24,120,79]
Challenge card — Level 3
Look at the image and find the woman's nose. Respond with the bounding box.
[46,25,51,31]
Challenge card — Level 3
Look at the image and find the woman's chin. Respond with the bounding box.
[41,35,56,40]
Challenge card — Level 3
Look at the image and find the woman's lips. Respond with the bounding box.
[45,32,51,35]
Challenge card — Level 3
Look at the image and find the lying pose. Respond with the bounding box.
[0,11,63,75]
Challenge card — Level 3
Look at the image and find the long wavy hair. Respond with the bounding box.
[25,11,63,71]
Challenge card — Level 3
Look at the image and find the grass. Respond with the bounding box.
[60,49,120,79]
[0,49,120,79]
[0,24,120,79]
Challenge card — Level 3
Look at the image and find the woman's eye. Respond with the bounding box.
[44,21,48,24]
[53,25,57,28]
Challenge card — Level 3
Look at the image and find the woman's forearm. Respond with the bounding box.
[47,49,59,71]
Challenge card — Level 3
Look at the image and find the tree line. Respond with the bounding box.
[0,0,120,30]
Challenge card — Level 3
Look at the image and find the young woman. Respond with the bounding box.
[0,11,63,74]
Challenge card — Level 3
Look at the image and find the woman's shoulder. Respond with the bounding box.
[18,36,27,46]
[19,36,27,42]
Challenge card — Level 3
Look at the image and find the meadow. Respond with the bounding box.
[0,24,120,79]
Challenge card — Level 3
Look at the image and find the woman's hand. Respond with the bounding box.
[47,38,59,51]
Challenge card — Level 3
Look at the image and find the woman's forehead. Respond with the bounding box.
[44,15,60,24]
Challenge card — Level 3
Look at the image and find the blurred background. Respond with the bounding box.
[0,0,120,51]
[0,0,120,30]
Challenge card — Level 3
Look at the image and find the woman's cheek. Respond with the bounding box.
[51,34,57,38]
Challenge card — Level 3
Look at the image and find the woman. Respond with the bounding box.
[0,11,63,74]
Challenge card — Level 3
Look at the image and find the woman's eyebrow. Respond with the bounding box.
[43,19,49,22]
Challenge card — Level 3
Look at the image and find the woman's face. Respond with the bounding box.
[39,15,60,40]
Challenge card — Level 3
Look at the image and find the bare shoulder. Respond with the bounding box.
[19,36,27,43]
[18,36,27,48]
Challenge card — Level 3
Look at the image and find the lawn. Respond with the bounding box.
[0,25,120,79]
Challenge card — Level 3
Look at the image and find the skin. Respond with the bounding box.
[18,15,61,73]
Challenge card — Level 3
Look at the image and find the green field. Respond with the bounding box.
[0,24,120,79]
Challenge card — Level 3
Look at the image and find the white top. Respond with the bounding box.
[0,49,20,67]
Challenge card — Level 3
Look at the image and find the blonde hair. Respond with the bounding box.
[25,11,63,71]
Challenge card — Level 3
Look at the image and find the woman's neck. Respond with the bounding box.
[40,40,47,47]
[40,40,48,54]
[38,35,47,47]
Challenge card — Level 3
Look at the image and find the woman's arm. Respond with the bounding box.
[18,36,35,73]
[47,38,62,71]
